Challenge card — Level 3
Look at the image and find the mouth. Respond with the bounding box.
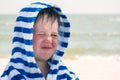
[41,46,52,49]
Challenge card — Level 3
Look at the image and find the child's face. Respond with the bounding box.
[33,15,58,61]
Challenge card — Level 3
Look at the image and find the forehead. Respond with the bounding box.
[34,16,59,32]
[35,14,59,25]
[34,7,60,25]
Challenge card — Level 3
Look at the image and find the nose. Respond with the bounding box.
[44,35,52,43]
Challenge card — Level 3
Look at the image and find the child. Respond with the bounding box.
[1,2,79,80]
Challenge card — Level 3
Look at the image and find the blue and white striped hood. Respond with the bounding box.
[1,2,79,80]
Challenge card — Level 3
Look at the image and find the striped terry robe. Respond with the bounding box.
[0,2,79,80]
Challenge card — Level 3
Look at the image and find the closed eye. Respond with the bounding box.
[51,34,58,37]
[34,32,46,37]
[38,33,45,35]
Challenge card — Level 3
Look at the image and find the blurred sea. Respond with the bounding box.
[0,14,120,57]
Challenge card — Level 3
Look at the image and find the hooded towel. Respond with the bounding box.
[0,2,79,80]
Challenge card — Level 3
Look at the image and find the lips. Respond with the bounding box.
[41,46,52,49]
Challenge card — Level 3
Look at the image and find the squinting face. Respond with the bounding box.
[33,15,58,61]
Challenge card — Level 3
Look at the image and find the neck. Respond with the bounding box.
[36,60,50,78]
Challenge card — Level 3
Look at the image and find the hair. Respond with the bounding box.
[35,7,60,25]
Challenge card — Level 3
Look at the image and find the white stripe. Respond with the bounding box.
[25,77,45,80]
[61,79,67,80]
[13,42,33,52]
[9,69,20,80]
[56,11,63,15]
[13,32,33,40]
[59,26,70,32]
[19,12,39,17]
[0,75,8,80]
[26,3,48,9]
[52,54,61,60]
[15,22,34,28]
[12,52,35,63]
[59,36,69,43]
[9,62,39,74]
[57,45,66,52]
[58,69,69,75]
[60,18,69,23]
[46,74,56,80]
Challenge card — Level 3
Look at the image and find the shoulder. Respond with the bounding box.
[57,60,80,80]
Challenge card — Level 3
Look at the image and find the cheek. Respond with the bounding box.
[33,36,41,47]
[52,39,58,47]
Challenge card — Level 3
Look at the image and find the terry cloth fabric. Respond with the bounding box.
[0,2,79,80]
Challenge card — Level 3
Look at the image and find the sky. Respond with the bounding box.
[0,0,120,14]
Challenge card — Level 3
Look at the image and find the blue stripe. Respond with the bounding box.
[14,26,33,33]
[16,16,36,22]
[4,66,43,79]
[60,14,67,18]
[59,66,67,70]
[10,58,37,68]
[55,7,62,12]
[51,59,59,65]
[13,37,32,45]
[57,73,72,80]
[70,71,75,75]
[60,22,70,27]
[1,66,15,77]
[13,69,43,78]
[12,47,33,57]
[76,78,80,80]
[18,69,43,78]
[56,50,64,57]
[11,74,26,80]
[60,42,68,48]
[59,31,70,37]
[32,2,51,7]
[21,8,41,12]
[49,69,58,74]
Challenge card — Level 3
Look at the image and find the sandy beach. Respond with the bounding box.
[0,55,120,80]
